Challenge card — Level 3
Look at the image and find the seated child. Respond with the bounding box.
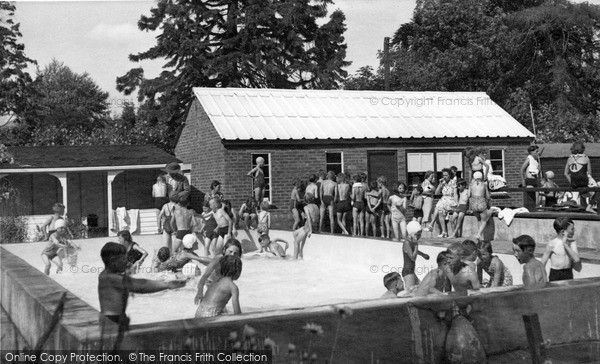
[513,235,547,289]
[238,197,258,230]
[258,234,289,257]
[98,242,185,328]
[414,251,453,296]
[256,201,271,235]
[381,272,405,299]
[402,221,430,290]
[449,179,468,238]
[477,240,512,287]
[195,255,243,318]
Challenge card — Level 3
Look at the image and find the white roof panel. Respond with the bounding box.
[192,88,535,141]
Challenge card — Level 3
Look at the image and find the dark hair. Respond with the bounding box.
[553,217,574,234]
[513,235,536,251]
[527,145,539,153]
[292,177,302,187]
[397,182,406,190]
[337,173,347,183]
[447,242,468,257]
[424,170,435,180]
[117,230,133,243]
[415,186,423,194]
[370,181,378,190]
[179,198,190,207]
[223,238,243,257]
[383,272,401,289]
[258,234,269,243]
[220,255,242,280]
[101,242,126,266]
[308,174,318,183]
[210,180,221,190]
[477,240,493,255]
[571,141,585,154]
[327,171,336,180]
[457,178,467,188]
[441,168,453,178]
[436,251,449,265]
[450,166,458,173]
[203,201,211,209]
[461,239,478,258]
[353,174,362,183]
[304,192,316,204]
[169,191,180,203]
[157,247,170,262]
[377,175,387,185]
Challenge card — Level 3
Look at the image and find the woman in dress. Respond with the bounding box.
[421,171,436,231]
[433,168,457,238]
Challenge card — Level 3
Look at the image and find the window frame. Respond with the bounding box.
[325,151,344,174]
[488,149,505,177]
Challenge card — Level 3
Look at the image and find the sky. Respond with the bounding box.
[12,0,600,116]
[13,0,416,115]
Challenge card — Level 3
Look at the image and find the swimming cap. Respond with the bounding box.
[182,234,197,249]
[473,171,483,180]
[54,219,66,229]
[406,221,422,236]
[545,171,555,179]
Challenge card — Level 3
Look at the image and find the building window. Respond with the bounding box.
[325,152,343,175]
[488,149,505,177]
[406,151,463,187]
[251,153,271,202]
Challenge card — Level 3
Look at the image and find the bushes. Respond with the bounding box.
[0,216,28,244]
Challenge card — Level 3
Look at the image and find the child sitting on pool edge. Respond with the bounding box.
[98,242,185,329]
[195,255,243,318]
[258,234,289,257]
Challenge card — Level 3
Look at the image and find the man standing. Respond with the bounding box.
[164,162,191,203]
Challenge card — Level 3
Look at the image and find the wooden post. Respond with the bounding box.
[522,313,546,364]
[384,37,390,91]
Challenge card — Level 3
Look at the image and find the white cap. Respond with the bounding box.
[546,171,555,179]
[473,171,483,180]
[406,221,422,236]
[54,219,66,229]
[182,234,197,249]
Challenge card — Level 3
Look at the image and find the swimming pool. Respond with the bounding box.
[3,229,600,326]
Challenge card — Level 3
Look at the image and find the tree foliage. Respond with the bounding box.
[118,0,350,151]
[345,0,600,143]
[0,1,36,117]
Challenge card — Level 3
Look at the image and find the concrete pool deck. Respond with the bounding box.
[3,230,600,362]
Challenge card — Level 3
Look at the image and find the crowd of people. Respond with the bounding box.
[36,145,590,327]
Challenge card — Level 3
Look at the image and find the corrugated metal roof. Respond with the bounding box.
[192,88,535,141]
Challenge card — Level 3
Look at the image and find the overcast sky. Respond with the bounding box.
[13,0,600,115]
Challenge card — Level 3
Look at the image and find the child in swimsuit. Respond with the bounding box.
[247,157,266,204]
[195,255,242,318]
[335,173,351,235]
[117,230,148,274]
[351,174,366,236]
[449,179,468,239]
[381,272,404,299]
[319,171,338,233]
[468,171,491,241]
[402,221,430,289]
[171,198,197,252]
[195,239,242,305]
[238,197,258,230]
[377,176,391,239]
[258,234,289,257]
[389,182,408,241]
[42,219,69,275]
[290,178,304,230]
[366,181,381,237]
[293,193,319,259]
[477,240,512,287]
[212,198,233,253]
[565,141,593,211]
[256,201,271,235]
[410,185,424,224]
[41,203,70,241]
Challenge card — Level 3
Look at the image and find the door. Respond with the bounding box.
[368,151,398,188]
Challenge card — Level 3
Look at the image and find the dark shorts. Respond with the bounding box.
[457,204,468,214]
[549,268,573,282]
[525,178,538,187]
[217,226,229,238]
[413,208,423,218]
[353,201,365,212]
[335,200,352,213]
[176,229,191,240]
[322,195,334,207]
[43,251,59,261]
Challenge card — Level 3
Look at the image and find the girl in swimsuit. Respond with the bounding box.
[377,176,391,239]
[335,173,351,235]
[194,239,242,304]
[247,157,266,204]
[117,230,148,273]
[351,174,366,236]
[477,240,512,287]
[290,178,304,230]
[293,193,319,259]
[565,141,593,211]
[389,182,408,241]
[366,180,382,237]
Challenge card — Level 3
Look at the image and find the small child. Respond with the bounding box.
[41,203,72,241]
[258,234,289,257]
[171,199,197,252]
[402,221,430,290]
[414,251,453,296]
[449,179,468,238]
[195,255,243,318]
[410,186,424,224]
[513,235,547,289]
[541,217,581,282]
[256,201,271,236]
[540,171,560,207]
[200,201,217,256]
[41,219,69,275]
[211,198,232,254]
[381,272,404,299]
[477,240,512,287]
[98,242,185,328]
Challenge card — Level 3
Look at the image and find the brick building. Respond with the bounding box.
[175,88,535,227]
[539,143,600,187]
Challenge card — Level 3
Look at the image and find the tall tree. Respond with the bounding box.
[0,1,36,119]
[117,0,350,151]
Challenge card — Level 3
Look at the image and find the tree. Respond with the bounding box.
[117,0,350,151]
[0,1,36,118]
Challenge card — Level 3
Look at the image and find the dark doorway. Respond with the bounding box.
[368,151,398,187]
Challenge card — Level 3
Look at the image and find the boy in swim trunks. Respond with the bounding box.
[335,173,351,235]
[377,176,391,239]
[294,193,319,259]
[468,172,491,241]
[212,198,233,253]
[99,242,185,328]
[414,251,452,296]
[42,219,69,275]
[319,171,338,233]
[258,234,289,257]
[449,179,468,238]
[381,272,405,299]
[351,174,366,236]
[195,255,242,318]
[444,242,481,296]
[513,235,547,289]
[171,198,198,252]
[541,217,581,282]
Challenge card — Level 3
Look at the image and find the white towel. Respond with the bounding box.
[498,207,529,226]
[116,207,129,231]
[128,209,139,234]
